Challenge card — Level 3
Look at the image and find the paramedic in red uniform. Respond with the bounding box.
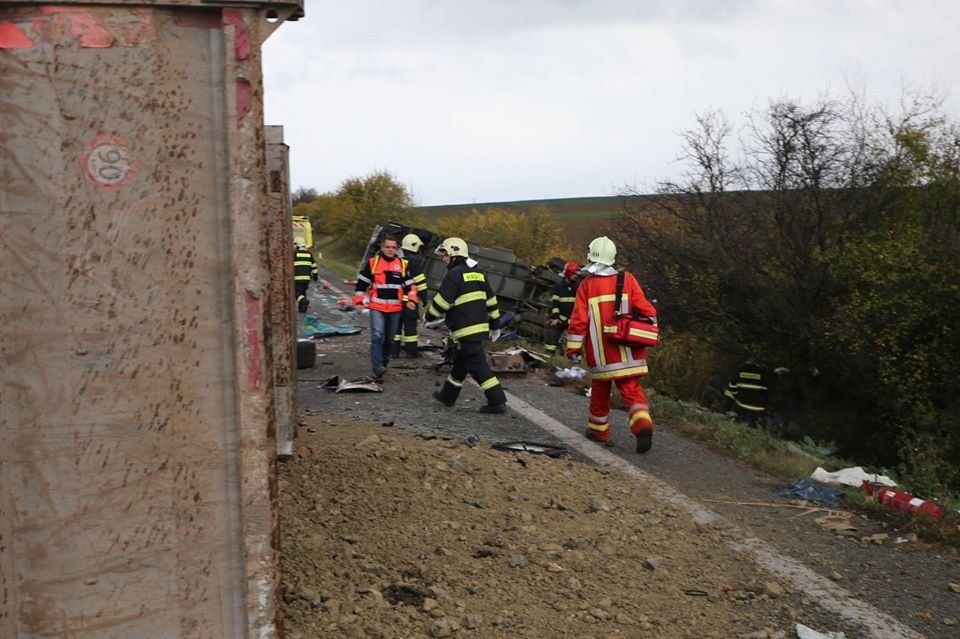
[565,236,658,453]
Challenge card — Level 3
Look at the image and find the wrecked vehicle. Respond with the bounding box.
[358,222,566,341]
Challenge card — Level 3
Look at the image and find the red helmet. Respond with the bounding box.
[562,261,580,278]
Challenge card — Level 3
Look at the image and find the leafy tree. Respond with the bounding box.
[614,89,960,494]
[292,186,319,206]
[331,171,422,253]
[295,194,351,239]
[434,205,572,265]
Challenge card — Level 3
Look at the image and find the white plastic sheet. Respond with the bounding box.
[810,466,896,488]
[796,622,846,639]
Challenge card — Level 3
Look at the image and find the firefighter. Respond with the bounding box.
[426,237,507,414]
[544,260,581,355]
[294,239,316,313]
[724,359,769,427]
[353,235,418,379]
[566,236,658,453]
[393,233,429,358]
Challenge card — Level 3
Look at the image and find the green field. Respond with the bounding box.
[416,194,654,247]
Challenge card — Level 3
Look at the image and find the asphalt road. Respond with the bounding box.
[294,266,960,639]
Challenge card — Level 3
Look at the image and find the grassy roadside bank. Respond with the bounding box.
[311,240,960,549]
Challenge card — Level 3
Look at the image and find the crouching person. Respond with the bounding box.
[426,237,507,414]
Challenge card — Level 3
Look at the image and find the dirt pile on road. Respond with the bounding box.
[279,415,815,639]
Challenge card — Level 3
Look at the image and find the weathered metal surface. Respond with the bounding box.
[1,5,289,638]
[0,0,304,19]
[265,125,296,457]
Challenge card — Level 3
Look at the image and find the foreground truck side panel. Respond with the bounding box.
[265,125,296,457]
[1,2,300,637]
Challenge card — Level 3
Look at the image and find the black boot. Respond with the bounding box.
[479,403,506,414]
[433,391,455,407]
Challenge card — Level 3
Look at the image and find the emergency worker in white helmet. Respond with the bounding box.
[566,236,658,452]
[425,237,507,413]
[393,233,429,357]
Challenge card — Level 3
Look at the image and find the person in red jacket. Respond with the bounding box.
[566,236,658,453]
[353,235,418,378]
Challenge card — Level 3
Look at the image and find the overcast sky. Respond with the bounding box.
[262,0,959,206]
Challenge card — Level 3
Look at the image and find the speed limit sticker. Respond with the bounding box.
[82,135,137,190]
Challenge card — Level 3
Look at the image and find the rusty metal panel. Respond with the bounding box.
[0,0,304,19]
[1,5,285,638]
[265,124,296,457]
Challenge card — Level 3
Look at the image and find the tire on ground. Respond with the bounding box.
[297,339,316,369]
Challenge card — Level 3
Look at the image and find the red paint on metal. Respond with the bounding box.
[31,6,112,47]
[37,6,114,47]
[245,291,264,389]
[0,21,33,48]
[2,6,154,48]
[236,78,252,126]
[223,9,249,60]
[120,8,154,45]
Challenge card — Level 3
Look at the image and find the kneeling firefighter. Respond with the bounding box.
[425,237,507,414]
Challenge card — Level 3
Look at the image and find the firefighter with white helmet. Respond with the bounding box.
[587,235,617,266]
[426,237,507,413]
[436,236,468,257]
[566,236,658,453]
[401,233,423,253]
[394,232,429,358]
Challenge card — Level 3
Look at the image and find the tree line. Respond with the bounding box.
[612,89,960,498]
[292,171,572,265]
[292,88,959,499]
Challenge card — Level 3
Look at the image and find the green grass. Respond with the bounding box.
[314,228,960,545]
[653,393,960,548]
[315,235,363,281]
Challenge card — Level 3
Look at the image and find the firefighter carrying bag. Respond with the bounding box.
[607,271,659,347]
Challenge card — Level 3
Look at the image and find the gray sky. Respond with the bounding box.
[263,0,959,206]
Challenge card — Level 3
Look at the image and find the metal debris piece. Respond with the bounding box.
[491,441,568,458]
[320,376,383,393]
[488,352,527,374]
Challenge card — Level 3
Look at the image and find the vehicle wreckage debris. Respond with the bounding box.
[491,441,568,457]
[320,375,384,393]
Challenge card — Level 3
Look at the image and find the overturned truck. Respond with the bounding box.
[360,223,567,341]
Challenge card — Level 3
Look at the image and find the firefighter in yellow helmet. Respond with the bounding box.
[566,236,658,453]
[425,237,507,413]
[293,239,317,313]
[393,233,429,358]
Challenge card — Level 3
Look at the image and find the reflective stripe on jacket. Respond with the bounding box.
[294,248,316,281]
[353,254,418,312]
[426,261,500,342]
[565,270,657,380]
[403,253,428,301]
[724,362,768,412]
[549,279,579,322]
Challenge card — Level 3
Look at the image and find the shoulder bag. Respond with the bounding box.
[607,271,659,347]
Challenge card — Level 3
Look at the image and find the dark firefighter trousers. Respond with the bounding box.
[295,281,310,312]
[543,320,568,353]
[392,304,420,355]
[437,340,506,408]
